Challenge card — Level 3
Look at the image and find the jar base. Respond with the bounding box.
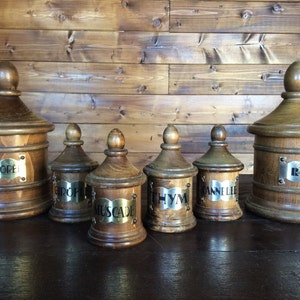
[0,180,52,220]
[49,206,92,223]
[87,224,147,248]
[144,212,197,233]
[246,194,300,223]
[194,204,243,221]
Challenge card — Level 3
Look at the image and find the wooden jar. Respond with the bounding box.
[49,123,98,223]
[246,61,300,223]
[86,128,147,248]
[143,124,198,232]
[0,61,54,220]
[193,125,244,221]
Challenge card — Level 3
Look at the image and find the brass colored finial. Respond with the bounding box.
[66,123,81,141]
[0,61,21,95]
[163,124,179,144]
[107,128,125,149]
[64,123,83,146]
[211,124,226,142]
[284,61,300,92]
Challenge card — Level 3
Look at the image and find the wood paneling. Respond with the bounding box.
[0,0,169,31]
[170,1,300,33]
[1,30,298,64]
[170,64,287,95]
[0,0,299,174]
[14,62,168,94]
[23,93,282,124]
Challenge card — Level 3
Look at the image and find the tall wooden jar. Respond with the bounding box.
[86,128,147,248]
[143,124,198,233]
[246,61,300,223]
[0,61,54,220]
[193,125,244,221]
[49,123,98,223]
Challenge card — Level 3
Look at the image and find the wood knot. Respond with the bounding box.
[137,85,147,94]
[153,18,161,28]
[121,0,129,8]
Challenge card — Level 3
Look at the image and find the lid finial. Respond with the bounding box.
[163,124,179,144]
[107,128,125,150]
[211,124,226,142]
[0,61,19,92]
[64,123,83,146]
[284,61,300,92]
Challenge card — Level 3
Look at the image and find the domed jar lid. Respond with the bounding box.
[193,125,244,172]
[144,124,197,178]
[86,128,146,188]
[49,123,98,172]
[0,61,54,134]
[248,61,300,137]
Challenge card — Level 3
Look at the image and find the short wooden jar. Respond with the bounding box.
[49,123,98,223]
[143,124,198,233]
[86,128,147,248]
[193,125,244,221]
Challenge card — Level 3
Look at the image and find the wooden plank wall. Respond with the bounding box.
[0,0,299,174]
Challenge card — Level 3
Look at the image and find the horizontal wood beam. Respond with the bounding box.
[0,30,298,64]
[22,93,282,125]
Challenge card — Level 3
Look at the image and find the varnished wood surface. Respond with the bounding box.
[0,0,299,175]
[0,0,169,31]
[13,62,168,94]
[170,64,287,95]
[48,152,254,175]
[8,62,288,95]
[0,175,300,300]
[23,93,282,125]
[1,31,299,64]
[170,1,300,33]
[21,93,282,124]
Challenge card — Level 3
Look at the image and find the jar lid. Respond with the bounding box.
[86,128,146,188]
[49,123,98,172]
[248,61,300,137]
[193,125,244,171]
[0,61,54,134]
[144,124,197,178]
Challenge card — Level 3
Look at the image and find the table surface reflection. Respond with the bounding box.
[0,175,300,300]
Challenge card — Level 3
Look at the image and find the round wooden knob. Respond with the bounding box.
[211,124,226,142]
[163,124,179,144]
[107,128,125,149]
[0,61,19,91]
[64,123,83,146]
[66,123,81,141]
[284,61,300,92]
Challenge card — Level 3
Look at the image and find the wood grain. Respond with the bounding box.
[170,1,300,33]
[22,93,283,125]
[12,62,289,95]
[0,0,169,31]
[170,64,287,95]
[13,62,168,94]
[1,30,298,64]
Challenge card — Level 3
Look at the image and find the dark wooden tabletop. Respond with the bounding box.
[0,175,300,300]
